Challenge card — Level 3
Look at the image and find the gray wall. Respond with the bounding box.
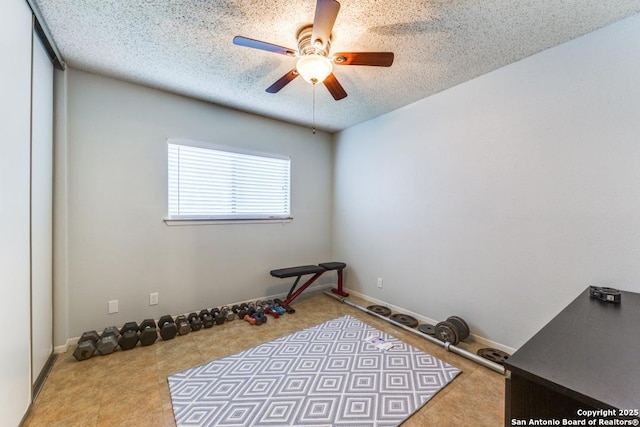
[332,14,640,349]
[56,69,333,343]
[55,14,640,351]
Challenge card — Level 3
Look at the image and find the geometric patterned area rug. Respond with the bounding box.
[168,315,461,426]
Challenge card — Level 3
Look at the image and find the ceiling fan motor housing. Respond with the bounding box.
[297,25,331,57]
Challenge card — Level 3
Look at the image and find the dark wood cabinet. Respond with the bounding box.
[504,287,640,425]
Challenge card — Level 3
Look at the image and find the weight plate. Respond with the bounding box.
[446,316,470,341]
[367,305,392,317]
[435,321,460,345]
[418,324,436,336]
[477,348,511,365]
[389,313,419,328]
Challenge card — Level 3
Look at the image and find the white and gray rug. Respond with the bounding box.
[168,314,461,426]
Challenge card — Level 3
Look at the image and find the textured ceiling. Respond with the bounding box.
[33,0,640,133]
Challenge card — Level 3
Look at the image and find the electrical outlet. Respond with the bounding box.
[149,292,159,306]
[377,278,383,289]
[108,300,119,314]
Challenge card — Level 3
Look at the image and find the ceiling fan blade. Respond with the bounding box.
[266,69,300,93]
[311,0,340,49]
[323,73,347,100]
[333,52,394,67]
[233,36,296,57]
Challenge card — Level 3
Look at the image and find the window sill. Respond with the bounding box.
[164,217,293,226]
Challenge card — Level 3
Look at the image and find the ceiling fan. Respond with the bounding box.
[233,0,394,101]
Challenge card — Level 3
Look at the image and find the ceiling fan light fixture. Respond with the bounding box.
[296,53,333,84]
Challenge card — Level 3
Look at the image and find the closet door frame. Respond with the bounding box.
[31,28,54,395]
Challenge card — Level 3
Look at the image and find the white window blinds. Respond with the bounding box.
[168,139,291,220]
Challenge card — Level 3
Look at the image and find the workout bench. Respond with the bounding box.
[270,262,347,305]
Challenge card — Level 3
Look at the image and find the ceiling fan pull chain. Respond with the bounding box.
[312,83,317,134]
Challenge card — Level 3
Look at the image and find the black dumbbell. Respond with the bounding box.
[97,334,119,356]
[102,325,120,339]
[188,312,202,331]
[211,307,226,325]
[245,303,256,317]
[233,304,248,319]
[175,315,190,336]
[73,330,99,361]
[118,321,140,351]
[159,315,178,340]
[139,319,158,346]
[96,325,121,355]
[199,309,214,328]
[120,321,139,336]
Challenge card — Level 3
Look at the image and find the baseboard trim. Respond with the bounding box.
[345,289,517,355]
[32,353,57,399]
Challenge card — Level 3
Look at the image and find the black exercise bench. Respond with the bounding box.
[270,262,347,305]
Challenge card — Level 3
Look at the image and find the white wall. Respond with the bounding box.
[57,69,333,341]
[0,0,33,424]
[333,14,640,349]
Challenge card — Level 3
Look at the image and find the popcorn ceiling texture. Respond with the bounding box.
[33,0,640,132]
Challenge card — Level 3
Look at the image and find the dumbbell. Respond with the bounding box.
[245,304,256,317]
[187,312,202,331]
[274,298,295,314]
[175,315,190,336]
[261,300,280,317]
[159,315,178,340]
[73,330,99,361]
[139,319,158,346]
[263,304,280,318]
[255,300,267,311]
[252,311,265,325]
[199,309,214,328]
[434,316,470,346]
[102,325,120,339]
[233,304,248,319]
[257,310,267,323]
[211,307,226,325]
[97,326,120,355]
[244,314,256,325]
[271,304,286,315]
[264,299,285,315]
[119,321,140,351]
[221,306,235,322]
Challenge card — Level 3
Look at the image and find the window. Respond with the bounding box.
[167,139,291,221]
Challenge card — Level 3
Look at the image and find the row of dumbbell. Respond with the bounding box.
[73,320,159,361]
[73,300,295,361]
[238,299,295,326]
